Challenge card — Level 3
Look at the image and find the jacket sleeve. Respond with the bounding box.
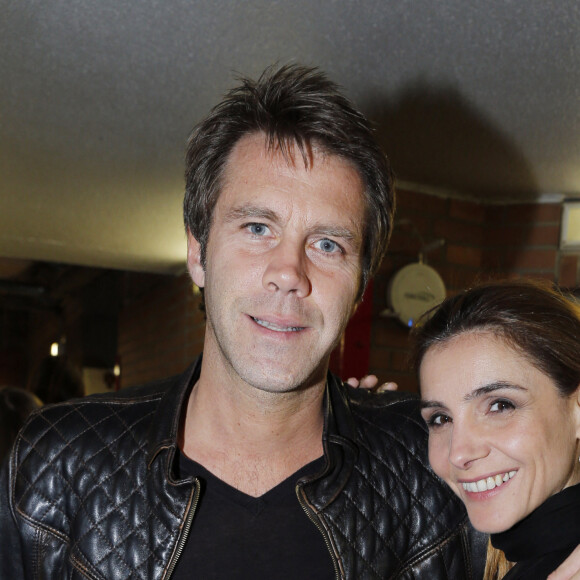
[468,522,489,580]
[0,454,26,579]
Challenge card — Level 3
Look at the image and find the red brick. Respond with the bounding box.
[484,225,523,246]
[485,205,507,224]
[372,319,412,349]
[368,348,392,371]
[371,277,388,312]
[505,249,557,271]
[521,272,557,283]
[558,255,579,288]
[388,231,423,255]
[425,248,447,267]
[391,213,439,249]
[383,373,418,394]
[482,248,558,273]
[396,189,448,216]
[484,225,560,247]
[527,225,560,246]
[375,256,395,277]
[481,249,505,270]
[503,204,562,224]
[434,219,484,245]
[446,245,482,267]
[391,350,412,372]
[438,265,484,292]
[118,273,206,388]
[376,254,418,278]
[449,199,486,223]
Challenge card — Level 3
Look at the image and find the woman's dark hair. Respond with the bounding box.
[184,63,395,298]
[0,387,41,462]
[413,278,580,398]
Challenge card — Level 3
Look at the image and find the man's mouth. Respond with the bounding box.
[462,470,517,492]
[251,316,304,332]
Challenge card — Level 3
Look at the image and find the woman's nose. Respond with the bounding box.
[448,420,490,469]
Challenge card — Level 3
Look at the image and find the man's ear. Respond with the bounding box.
[186,229,205,288]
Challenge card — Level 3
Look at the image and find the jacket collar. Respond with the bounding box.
[300,371,358,509]
[146,354,357,500]
[147,355,202,467]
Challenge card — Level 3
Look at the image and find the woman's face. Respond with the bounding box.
[420,331,580,534]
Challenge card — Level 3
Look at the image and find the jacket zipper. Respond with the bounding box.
[296,484,342,580]
[165,477,201,579]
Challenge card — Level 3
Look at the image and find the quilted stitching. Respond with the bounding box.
[310,394,474,579]
[13,394,192,579]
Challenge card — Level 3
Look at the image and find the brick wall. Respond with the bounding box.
[117,273,205,388]
[368,189,579,392]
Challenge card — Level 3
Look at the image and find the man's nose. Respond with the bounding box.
[262,239,311,298]
[448,420,490,469]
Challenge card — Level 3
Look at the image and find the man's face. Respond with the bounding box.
[188,133,365,394]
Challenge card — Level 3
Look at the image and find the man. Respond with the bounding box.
[2,64,575,578]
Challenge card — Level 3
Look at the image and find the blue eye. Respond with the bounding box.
[315,239,341,253]
[248,223,270,236]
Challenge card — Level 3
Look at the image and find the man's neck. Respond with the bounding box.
[181,362,326,497]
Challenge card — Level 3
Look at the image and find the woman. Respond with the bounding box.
[413,279,580,580]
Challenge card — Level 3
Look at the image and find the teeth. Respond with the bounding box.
[462,471,516,493]
[253,317,302,332]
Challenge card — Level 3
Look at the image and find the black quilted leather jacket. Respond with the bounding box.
[1,356,486,579]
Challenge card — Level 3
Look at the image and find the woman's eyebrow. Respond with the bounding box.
[464,381,527,402]
[420,382,527,409]
[420,400,446,410]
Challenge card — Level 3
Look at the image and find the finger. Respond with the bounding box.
[377,382,398,392]
[358,375,379,389]
[346,377,360,388]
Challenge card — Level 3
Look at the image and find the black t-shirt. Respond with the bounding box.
[171,452,335,579]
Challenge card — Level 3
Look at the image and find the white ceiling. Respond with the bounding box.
[1,0,579,276]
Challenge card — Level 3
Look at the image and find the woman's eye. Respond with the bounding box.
[315,239,341,254]
[426,413,451,428]
[489,400,515,413]
[248,223,270,236]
